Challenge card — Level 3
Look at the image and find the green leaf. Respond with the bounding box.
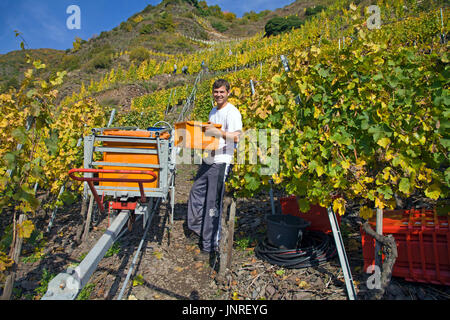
[275,269,285,276]
[316,165,325,177]
[60,190,77,205]
[440,138,450,149]
[12,127,27,144]
[297,198,310,213]
[271,74,282,84]
[44,132,59,156]
[330,132,352,146]
[399,178,411,195]
[377,185,393,199]
[4,152,16,170]
[244,174,260,191]
[317,67,329,78]
[26,89,37,98]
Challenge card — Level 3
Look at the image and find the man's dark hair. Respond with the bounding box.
[212,79,230,92]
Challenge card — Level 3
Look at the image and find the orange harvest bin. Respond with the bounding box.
[174,121,221,150]
[98,129,169,191]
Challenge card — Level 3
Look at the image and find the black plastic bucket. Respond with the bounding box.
[266,214,311,248]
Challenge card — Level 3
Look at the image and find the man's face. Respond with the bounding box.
[213,86,229,107]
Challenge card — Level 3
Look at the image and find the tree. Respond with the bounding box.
[264,15,304,37]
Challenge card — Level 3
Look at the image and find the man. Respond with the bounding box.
[186,79,242,263]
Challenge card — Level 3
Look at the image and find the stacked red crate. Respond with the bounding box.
[279,195,341,234]
[361,209,450,286]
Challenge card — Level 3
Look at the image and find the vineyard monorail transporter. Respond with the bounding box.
[42,124,176,299]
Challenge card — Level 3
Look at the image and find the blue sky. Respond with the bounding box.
[0,0,295,54]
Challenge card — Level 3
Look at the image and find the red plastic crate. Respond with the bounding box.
[280,196,340,234]
[361,209,450,286]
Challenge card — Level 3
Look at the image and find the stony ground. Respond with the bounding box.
[6,164,450,301]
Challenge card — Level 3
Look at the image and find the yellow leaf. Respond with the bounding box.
[152,251,162,260]
[232,292,239,300]
[333,198,346,216]
[342,160,350,170]
[298,280,309,289]
[359,206,374,220]
[132,274,144,287]
[382,168,391,180]
[0,252,14,271]
[316,165,325,177]
[425,184,441,200]
[314,106,321,119]
[377,138,391,148]
[375,197,385,210]
[18,220,34,239]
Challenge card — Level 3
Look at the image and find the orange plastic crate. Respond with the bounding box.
[174,121,221,150]
[98,130,168,190]
[361,209,450,285]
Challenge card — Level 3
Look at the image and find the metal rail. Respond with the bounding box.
[117,197,161,300]
[327,206,357,300]
[42,210,131,300]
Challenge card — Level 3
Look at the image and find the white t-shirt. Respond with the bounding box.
[207,102,242,164]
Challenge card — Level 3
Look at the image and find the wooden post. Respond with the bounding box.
[82,195,94,243]
[218,195,237,276]
[226,199,236,269]
[1,214,26,300]
[75,193,89,243]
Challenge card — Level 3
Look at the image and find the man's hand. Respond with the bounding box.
[205,122,241,142]
[204,122,223,138]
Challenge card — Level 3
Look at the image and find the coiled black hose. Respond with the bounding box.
[255,230,337,269]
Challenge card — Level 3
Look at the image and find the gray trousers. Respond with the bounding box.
[187,162,229,252]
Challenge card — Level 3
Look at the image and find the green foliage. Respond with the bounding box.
[87,53,112,70]
[76,283,96,300]
[104,241,121,258]
[243,10,270,22]
[211,21,228,33]
[305,5,327,16]
[129,46,150,62]
[115,110,162,129]
[155,12,176,32]
[235,236,254,251]
[60,54,80,71]
[35,268,56,297]
[229,8,449,213]
[264,15,304,37]
[120,21,133,32]
[1,77,19,92]
[72,37,83,52]
[139,24,154,34]
[197,1,222,18]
